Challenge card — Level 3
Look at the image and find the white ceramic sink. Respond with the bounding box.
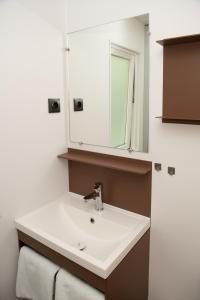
[15,192,150,278]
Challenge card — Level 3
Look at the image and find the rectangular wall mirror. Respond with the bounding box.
[67,14,149,153]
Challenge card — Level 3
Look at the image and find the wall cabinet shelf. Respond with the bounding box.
[58,148,152,175]
[157,33,200,124]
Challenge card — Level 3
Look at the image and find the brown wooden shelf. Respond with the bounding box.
[157,33,200,46]
[58,148,152,175]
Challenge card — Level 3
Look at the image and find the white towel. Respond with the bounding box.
[16,246,59,300]
[55,269,105,300]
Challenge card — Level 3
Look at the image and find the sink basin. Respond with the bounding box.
[15,192,150,278]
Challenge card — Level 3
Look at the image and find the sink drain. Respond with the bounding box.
[77,242,86,251]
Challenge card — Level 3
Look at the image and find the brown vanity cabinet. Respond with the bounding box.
[17,149,152,300]
[18,229,150,300]
[157,34,200,124]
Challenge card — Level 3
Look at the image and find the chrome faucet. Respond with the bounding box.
[83,182,103,211]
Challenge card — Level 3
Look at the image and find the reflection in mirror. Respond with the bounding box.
[67,14,149,153]
[110,44,135,149]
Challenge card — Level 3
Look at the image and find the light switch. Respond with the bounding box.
[168,167,175,176]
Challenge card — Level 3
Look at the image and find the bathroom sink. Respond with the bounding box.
[15,192,150,278]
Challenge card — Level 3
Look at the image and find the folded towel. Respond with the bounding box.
[55,269,105,300]
[16,246,59,300]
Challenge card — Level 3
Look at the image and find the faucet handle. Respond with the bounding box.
[93,182,102,190]
[84,191,96,201]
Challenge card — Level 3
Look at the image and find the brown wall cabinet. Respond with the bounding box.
[157,33,200,124]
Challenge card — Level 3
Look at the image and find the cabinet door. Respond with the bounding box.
[163,41,200,121]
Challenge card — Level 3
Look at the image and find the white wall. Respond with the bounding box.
[0,1,68,299]
[67,1,200,300]
[68,17,145,148]
[17,0,67,32]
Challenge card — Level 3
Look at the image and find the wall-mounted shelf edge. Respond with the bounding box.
[157,33,200,46]
[58,148,152,175]
[155,116,200,125]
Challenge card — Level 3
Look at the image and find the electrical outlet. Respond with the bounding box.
[74,98,83,111]
[48,99,60,113]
